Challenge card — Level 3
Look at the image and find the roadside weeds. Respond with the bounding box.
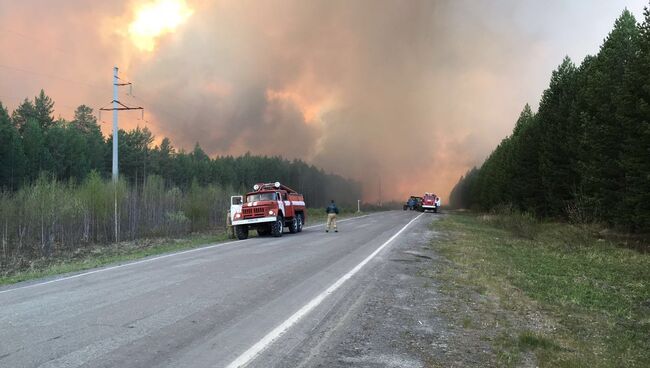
[426,212,650,367]
[0,232,229,286]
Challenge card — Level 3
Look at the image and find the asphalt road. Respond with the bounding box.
[0,210,427,368]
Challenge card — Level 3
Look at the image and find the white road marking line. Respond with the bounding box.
[303,213,373,229]
[0,239,247,295]
[225,212,424,368]
[0,212,381,295]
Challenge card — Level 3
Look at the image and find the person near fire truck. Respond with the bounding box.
[325,200,339,232]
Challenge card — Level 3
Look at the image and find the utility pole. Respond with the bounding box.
[99,67,143,243]
[112,66,119,181]
[101,66,143,182]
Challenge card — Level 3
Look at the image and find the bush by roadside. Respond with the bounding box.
[0,173,236,274]
[480,204,539,239]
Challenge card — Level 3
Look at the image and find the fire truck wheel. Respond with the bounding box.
[235,225,249,240]
[289,217,299,233]
[257,226,270,236]
[296,214,304,232]
[271,216,284,237]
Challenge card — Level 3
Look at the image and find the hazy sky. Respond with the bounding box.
[0,0,647,201]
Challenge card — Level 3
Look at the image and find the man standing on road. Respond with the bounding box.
[326,200,339,233]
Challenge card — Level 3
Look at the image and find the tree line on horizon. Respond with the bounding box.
[0,90,362,265]
[0,93,361,207]
[449,8,650,233]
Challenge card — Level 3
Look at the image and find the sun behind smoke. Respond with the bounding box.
[128,0,193,52]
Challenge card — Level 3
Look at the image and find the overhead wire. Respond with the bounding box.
[0,29,201,130]
[0,27,71,55]
[0,63,103,90]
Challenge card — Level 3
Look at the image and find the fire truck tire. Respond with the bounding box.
[288,217,299,234]
[257,226,271,236]
[271,216,284,237]
[296,213,304,232]
[235,225,249,240]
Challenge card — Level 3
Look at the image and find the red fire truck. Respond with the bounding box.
[422,192,439,213]
[231,182,307,240]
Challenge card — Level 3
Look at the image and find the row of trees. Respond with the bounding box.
[0,89,362,265]
[0,93,361,207]
[450,8,650,232]
[0,174,231,265]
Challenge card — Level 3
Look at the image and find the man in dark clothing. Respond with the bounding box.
[325,200,339,232]
[407,197,416,210]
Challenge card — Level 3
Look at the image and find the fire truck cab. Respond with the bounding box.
[231,182,307,240]
[422,192,439,213]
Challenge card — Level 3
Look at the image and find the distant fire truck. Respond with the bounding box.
[422,192,440,213]
[231,182,307,240]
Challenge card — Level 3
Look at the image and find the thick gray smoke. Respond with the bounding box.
[1,0,645,201]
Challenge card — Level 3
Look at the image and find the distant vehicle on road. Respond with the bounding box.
[403,196,418,211]
[403,196,423,211]
[422,192,439,213]
[231,182,307,240]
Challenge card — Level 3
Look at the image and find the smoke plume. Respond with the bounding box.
[0,0,646,201]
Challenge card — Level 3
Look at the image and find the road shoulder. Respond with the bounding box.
[273,213,539,367]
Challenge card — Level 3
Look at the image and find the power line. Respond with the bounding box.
[126,93,188,125]
[0,27,71,55]
[0,62,197,131]
[1,28,202,129]
[99,67,144,182]
[0,63,102,89]
[0,93,101,116]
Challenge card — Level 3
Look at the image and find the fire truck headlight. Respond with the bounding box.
[269,210,275,215]
[235,213,242,219]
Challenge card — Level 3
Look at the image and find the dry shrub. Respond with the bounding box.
[484,204,539,240]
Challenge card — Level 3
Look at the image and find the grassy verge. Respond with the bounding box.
[0,232,230,287]
[430,212,649,367]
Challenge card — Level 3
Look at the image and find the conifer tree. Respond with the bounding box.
[620,5,650,231]
[579,10,639,224]
[0,102,25,189]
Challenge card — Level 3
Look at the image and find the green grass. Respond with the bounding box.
[0,233,229,286]
[430,212,650,367]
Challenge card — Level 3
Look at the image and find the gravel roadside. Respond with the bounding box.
[273,213,537,368]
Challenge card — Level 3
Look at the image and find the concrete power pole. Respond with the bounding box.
[99,66,144,182]
[100,66,143,182]
[99,67,143,242]
[112,66,119,182]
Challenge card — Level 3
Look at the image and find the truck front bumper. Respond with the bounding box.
[232,216,276,226]
[422,205,437,209]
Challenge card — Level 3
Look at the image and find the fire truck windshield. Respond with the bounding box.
[246,192,277,202]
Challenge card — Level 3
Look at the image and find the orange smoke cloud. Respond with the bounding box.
[2,0,642,202]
